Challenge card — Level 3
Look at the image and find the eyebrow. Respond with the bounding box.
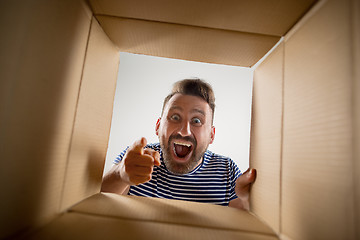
[169,106,183,112]
[191,108,205,116]
[169,106,205,116]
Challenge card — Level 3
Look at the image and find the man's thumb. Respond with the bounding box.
[247,168,256,182]
[236,168,256,192]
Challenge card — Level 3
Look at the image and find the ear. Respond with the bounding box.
[209,126,215,144]
[155,118,161,136]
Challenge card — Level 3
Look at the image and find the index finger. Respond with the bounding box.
[129,137,147,154]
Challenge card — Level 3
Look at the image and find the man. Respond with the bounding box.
[101,79,256,210]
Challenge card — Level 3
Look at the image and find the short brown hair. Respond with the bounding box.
[161,79,215,120]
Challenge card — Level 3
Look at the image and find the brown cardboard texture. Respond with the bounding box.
[0,0,92,238]
[32,193,278,240]
[0,0,359,239]
[89,0,316,67]
[250,42,284,233]
[71,193,274,234]
[282,0,354,238]
[250,0,359,239]
[95,16,279,67]
[352,0,360,239]
[60,16,119,211]
[89,0,316,36]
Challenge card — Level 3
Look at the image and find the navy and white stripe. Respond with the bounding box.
[114,143,241,206]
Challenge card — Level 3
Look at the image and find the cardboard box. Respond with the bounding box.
[0,0,358,239]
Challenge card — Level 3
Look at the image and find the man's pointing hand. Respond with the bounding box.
[120,137,161,185]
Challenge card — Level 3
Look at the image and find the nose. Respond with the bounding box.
[178,121,191,137]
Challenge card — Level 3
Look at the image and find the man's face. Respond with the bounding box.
[155,93,215,174]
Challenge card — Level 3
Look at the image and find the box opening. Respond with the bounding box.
[104,52,254,174]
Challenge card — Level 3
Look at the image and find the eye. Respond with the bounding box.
[192,117,202,125]
[170,114,181,121]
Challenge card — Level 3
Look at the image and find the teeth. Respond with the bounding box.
[174,142,191,147]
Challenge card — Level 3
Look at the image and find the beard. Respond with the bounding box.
[160,134,208,175]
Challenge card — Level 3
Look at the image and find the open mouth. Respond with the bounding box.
[173,142,193,158]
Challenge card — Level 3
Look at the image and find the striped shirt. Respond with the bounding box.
[114,143,241,206]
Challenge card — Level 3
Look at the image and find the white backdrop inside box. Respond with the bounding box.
[105,52,253,174]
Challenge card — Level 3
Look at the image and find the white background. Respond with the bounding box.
[104,52,253,174]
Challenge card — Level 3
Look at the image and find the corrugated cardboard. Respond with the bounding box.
[251,0,359,239]
[1,0,359,239]
[352,1,360,239]
[95,16,279,67]
[32,193,279,240]
[89,0,317,67]
[250,43,284,233]
[32,212,279,240]
[0,0,92,238]
[251,1,359,239]
[89,0,317,36]
[60,16,119,211]
[282,0,355,239]
[71,193,275,234]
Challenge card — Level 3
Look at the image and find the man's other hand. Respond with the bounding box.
[229,168,257,211]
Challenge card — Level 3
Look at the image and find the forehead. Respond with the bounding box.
[164,94,211,115]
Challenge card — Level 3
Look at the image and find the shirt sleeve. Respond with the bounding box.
[113,146,129,165]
